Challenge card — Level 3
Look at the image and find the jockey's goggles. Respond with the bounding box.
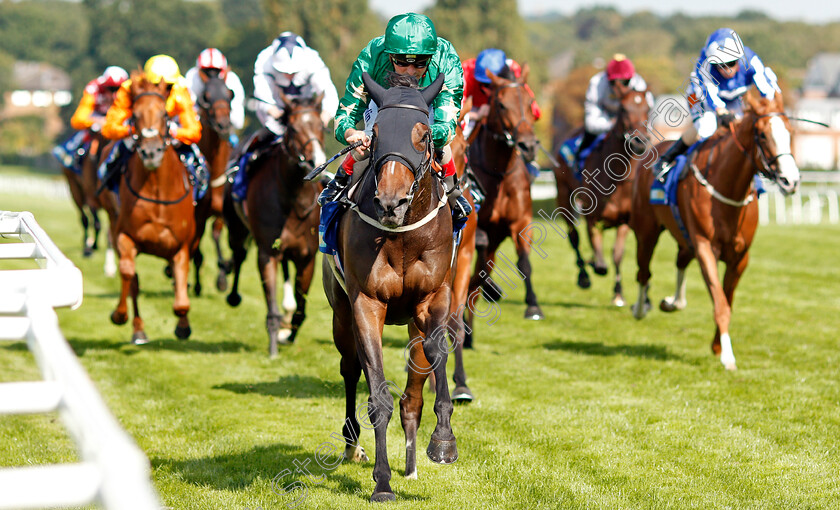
[105,86,120,93]
[712,60,740,70]
[609,78,631,87]
[391,54,430,68]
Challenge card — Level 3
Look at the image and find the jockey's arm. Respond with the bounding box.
[584,74,613,134]
[429,45,464,148]
[746,51,781,100]
[169,85,202,145]
[226,71,246,131]
[310,65,339,128]
[102,82,133,140]
[70,91,97,131]
[334,50,373,146]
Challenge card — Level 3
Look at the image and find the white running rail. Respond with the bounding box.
[0,211,160,510]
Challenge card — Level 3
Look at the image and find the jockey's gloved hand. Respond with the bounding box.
[718,110,735,128]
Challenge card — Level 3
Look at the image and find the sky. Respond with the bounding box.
[368,0,840,24]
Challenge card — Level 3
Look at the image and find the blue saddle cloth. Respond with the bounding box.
[176,144,209,202]
[319,200,346,256]
[52,132,89,176]
[559,133,606,180]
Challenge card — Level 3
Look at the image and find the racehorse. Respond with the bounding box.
[223,91,326,357]
[109,72,196,343]
[467,66,544,328]
[552,88,651,305]
[193,69,233,295]
[630,93,799,370]
[322,72,457,502]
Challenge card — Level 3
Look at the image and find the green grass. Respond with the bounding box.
[2,182,840,509]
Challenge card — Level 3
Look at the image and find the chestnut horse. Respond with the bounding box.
[467,66,543,327]
[630,93,799,369]
[193,71,233,295]
[109,73,196,343]
[552,89,651,305]
[322,73,456,502]
[223,92,326,357]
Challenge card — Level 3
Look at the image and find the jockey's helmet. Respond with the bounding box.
[197,48,228,75]
[475,48,507,84]
[272,32,307,74]
[606,54,635,81]
[100,66,129,88]
[384,13,437,56]
[144,55,182,85]
[705,28,744,65]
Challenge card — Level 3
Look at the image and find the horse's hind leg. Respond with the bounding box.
[257,249,283,357]
[277,259,296,343]
[283,255,315,344]
[224,195,248,307]
[172,244,192,340]
[129,273,147,344]
[711,253,749,368]
[568,221,591,289]
[192,243,204,297]
[660,247,693,312]
[334,313,368,463]
[694,239,736,370]
[212,217,229,292]
[611,224,631,307]
[64,169,92,257]
[631,225,662,320]
[402,321,431,479]
[512,222,544,320]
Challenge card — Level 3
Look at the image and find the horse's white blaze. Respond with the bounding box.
[140,127,159,139]
[769,116,799,188]
[104,247,116,277]
[719,332,736,370]
[312,140,326,168]
[282,279,296,312]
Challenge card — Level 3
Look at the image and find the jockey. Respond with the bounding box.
[227,32,338,200]
[579,54,653,164]
[462,48,542,180]
[653,28,781,178]
[100,55,204,188]
[322,12,471,222]
[53,66,128,172]
[184,48,246,142]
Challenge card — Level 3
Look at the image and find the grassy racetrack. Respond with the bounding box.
[2,177,840,509]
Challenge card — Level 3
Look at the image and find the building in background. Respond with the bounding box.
[793,53,840,170]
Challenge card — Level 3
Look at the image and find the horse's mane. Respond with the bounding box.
[386,72,419,89]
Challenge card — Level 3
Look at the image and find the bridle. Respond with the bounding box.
[728,111,794,182]
[283,105,323,174]
[197,78,232,135]
[125,90,191,205]
[488,82,533,149]
[369,103,435,209]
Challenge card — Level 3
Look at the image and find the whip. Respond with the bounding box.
[304,140,364,181]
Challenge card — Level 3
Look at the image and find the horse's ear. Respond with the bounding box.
[313,91,325,107]
[277,88,293,110]
[518,63,530,85]
[420,72,445,106]
[411,123,430,152]
[198,69,209,83]
[774,91,784,110]
[744,91,759,113]
[487,69,505,88]
[362,72,386,106]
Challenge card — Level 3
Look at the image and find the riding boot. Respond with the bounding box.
[318,155,354,206]
[653,138,689,182]
[444,174,472,223]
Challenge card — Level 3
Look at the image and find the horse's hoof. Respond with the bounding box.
[589,262,608,276]
[194,282,202,297]
[577,271,591,289]
[268,339,278,359]
[131,331,148,345]
[524,305,544,320]
[163,265,173,279]
[612,295,625,307]
[110,311,128,325]
[370,492,396,503]
[722,361,737,371]
[344,444,368,463]
[174,324,191,340]
[427,437,458,464]
[659,297,684,312]
[452,386,473,403]
[226,293,242,307]
[631,300,651,320]
[277,328,293,345]
[216,273,228,292]
[463,329,473,349]
[82,246,93,258]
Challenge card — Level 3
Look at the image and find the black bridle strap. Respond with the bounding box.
[378,103,429,117]
[123,163,192,205]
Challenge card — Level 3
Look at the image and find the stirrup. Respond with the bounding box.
[452,195,472,221]
[654,161,673,183]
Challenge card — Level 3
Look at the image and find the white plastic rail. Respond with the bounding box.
[0,211,160,510]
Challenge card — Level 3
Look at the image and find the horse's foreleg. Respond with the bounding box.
[402,321,431,479]
[172,244,192,340]
[587,220,608,276]
[334,312,368,464]
[351,295,394,502]
[212,217,229,292]
[110,233,135,331]
[64,169,92,257]
[512,225,544,320]
[257,249,282,357]
[284,256,315,344]
[631,220,662,320]
[694,238,735,370]
[129,273,146,344]
[279,259,295,336]
[567,221,591,289]
[449,238,473,400]
[192,243,204,297]
[660,247,693,312]
[611,224,631,307]
[415,286,457,467]
[224,202,248,307]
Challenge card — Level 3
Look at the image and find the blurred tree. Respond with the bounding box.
[550,64,596,146]
[429,0,530,64]
[0,1,89,67]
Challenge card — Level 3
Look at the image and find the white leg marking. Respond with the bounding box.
[719,332,737,370]
[104,247,117,277]
[632,283,651,319]
[282,279,296,312]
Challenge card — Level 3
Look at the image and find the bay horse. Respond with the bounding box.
[193,70,233,295]
[322,72,456,502]
[552,88,652,305]
[467,66,543,327]
[109,72,196,343]
[630,93,799,369]
[223,91,326,357]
